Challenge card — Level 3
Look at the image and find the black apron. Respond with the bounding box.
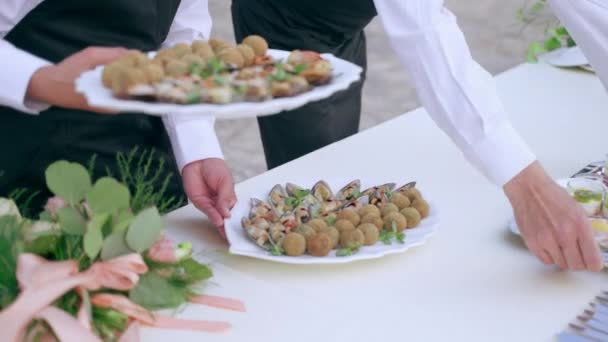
[0,0,183,211]
[231,0,377,169]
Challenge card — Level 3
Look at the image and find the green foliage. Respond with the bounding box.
[111,147,184,214]
[129,272,187,310]
[84,214,108,259]
[0,153,210,339]
[126,207,162,253]
[113,210,135,233]
[517,0,576,62]
[93,307,128,341]
[86,178,131,214]
[0,215,22,309]
[45,161,92,205]
[8,188,40,219]
[285,189,312,208]
[336,242,361,257]
[379,221,406,245]
[101,231,132,260]
[57,207,87,235]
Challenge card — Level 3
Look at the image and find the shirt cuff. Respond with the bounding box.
[0,41,52,114]
[466,122,536,187]
[162,115,224,173]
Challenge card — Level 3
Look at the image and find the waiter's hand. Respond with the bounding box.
[182,158,237,239]
[26,46,130,114]
[505,161,603,271]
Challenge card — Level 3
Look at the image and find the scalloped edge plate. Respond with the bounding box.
[224,178,440,265]
[75,49,362,119]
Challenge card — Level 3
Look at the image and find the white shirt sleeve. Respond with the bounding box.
[372,0,536,186]
[0,40,51,114]
[160,0,223,171]
[548,0,608,91]
[0,0,51,114]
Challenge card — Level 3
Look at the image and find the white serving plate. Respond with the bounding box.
[224,178,440,265]
[75,49,362,119]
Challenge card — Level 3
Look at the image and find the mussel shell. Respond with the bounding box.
[269,184,288,207]
[362,183,397,196]
[342,198,364,210]
[249,198,277,221]
[396,182,417,193]
[285,182,305,197]
[312,180,333,201]
[336,179,361,201]
[301,194,320,207]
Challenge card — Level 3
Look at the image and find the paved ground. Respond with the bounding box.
[208,0,551,182]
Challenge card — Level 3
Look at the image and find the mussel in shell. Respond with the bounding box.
[285,183,305,197]
[269,184,288,207]
[312,180,333,201]
[336,180,361,202]
[294,204,311,224]
[279,212,298,232]
[249,198,276,221]
[242,217,270,247]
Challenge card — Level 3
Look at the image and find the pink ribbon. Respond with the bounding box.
[0,253,246,341]
[0,253,147,341]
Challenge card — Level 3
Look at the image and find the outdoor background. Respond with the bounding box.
[209,1,550,182]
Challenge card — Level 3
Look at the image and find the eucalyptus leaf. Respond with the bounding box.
[57,206,87,235]
[177,258,212,283]
[84,214,108,259]
[101,232,132,260]
[24,234,59,255]
[129,272,186,310]
[126,207,162,253]
[113,210,135,233]
[45,161,91,205]
[39,211,53,222]
[86,177,131,215]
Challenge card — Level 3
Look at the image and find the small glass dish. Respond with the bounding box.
[567,177,606,217]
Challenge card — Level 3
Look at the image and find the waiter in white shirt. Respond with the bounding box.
[232,0,605,271]
[0,0,236,234]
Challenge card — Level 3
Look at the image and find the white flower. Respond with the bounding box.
[29,221,57,234]
[0,198,21,220]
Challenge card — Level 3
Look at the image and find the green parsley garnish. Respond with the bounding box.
[379,221,406,245]
[336,242,361,257]
[293,63,308,75]
[185,89,201,104]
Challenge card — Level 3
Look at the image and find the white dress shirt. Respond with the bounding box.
[549,0,608,92]
[372,0,537,186]
[0,0,223,172]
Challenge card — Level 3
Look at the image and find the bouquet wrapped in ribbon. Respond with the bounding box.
[0,161,244,341]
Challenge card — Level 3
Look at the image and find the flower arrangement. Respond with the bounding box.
[0,161,244,341]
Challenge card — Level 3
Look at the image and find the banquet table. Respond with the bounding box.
[149,63,608,342]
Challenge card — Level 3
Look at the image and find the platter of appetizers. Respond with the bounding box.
[75,35,362,118]
[224,178,440,264]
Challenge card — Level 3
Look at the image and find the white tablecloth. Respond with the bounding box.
[154,63,608,342]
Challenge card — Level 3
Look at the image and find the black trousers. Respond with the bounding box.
[0,107,183,213]
[231,1,368,169]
